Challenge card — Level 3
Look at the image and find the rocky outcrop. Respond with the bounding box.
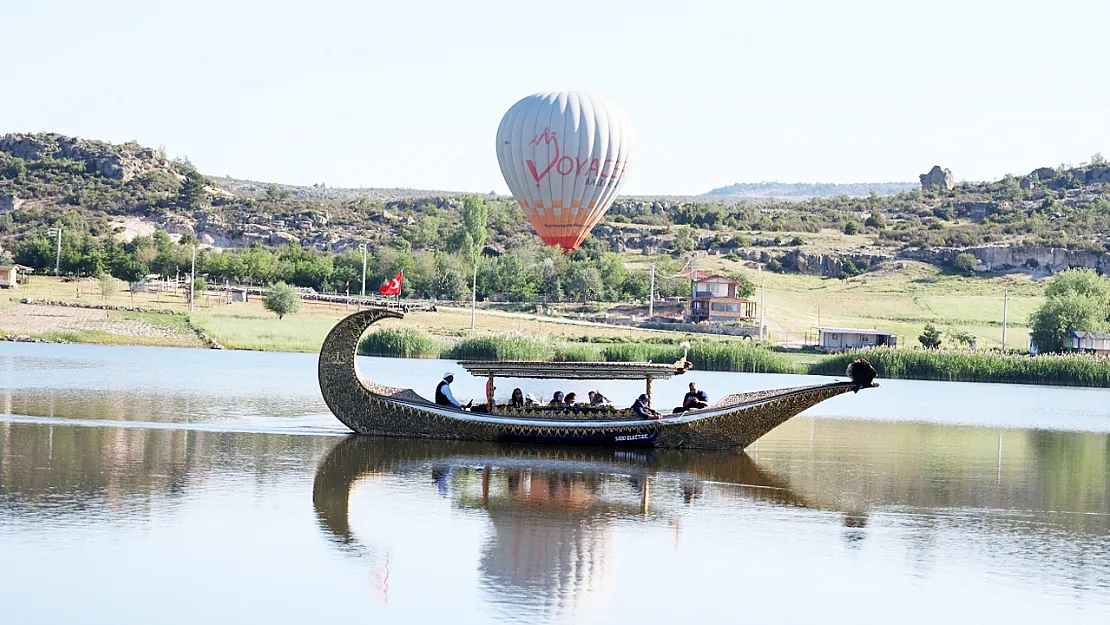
[0,133,172,182]
[920,166,955,191]
[727,248,890,277]
[0,193,24,212]
[901,245,1110,274]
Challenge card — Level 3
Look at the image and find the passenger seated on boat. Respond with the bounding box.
[435,372,466,409]
[675,382,709,413]
[525,393,539,406]
[632,394,662,420]
[549,391,565,407]
[588,391,612,407]
[510,388,525,409]
[564,392,578,406]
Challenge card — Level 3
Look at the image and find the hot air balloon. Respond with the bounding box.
[496,92,636,253]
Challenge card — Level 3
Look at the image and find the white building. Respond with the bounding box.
[817,327,897,352]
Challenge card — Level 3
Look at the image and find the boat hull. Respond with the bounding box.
[318,309,867,450]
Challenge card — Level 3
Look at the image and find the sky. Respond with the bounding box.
[2,0,1108,196]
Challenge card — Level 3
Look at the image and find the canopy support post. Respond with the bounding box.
[486,373,495,413]
[645,375,654,404]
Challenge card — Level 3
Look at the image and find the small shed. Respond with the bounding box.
[1069,331,1110,355]
[817,327,897,352]
[228,288,249,303]
[0,264,31,288]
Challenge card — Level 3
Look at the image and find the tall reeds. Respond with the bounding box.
[442,335,556,361]
[358,328,443,358]
[812,347,1110,387]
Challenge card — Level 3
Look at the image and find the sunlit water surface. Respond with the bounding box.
[1,342,1108,624]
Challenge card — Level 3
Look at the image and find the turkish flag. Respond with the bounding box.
[380,272,402,296]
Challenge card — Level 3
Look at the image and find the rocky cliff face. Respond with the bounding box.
[0,133,172,182]
[902,245,1110,274]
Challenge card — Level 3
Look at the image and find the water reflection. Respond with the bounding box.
[311,436,831,619]
[1,407,1108,622]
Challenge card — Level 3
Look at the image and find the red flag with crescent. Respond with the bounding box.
[380,272,402,296]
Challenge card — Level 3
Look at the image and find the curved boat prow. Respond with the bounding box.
[318,309,876,449]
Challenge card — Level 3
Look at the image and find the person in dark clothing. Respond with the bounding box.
[564,392,578,405]
[682,382,709,411]
[510,388,525,409]
[631,394,662,420]
[435,372,465,409]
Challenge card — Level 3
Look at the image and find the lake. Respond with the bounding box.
[2,342,1109,624]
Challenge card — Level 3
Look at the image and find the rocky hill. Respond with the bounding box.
[3,132,1110,280]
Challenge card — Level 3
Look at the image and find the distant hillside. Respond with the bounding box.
[4,132,1110,283]
[706,181,918,199]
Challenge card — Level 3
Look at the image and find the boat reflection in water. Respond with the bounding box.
[312,436,821,618]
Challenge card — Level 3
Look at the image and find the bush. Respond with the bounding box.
[264,281,302,319]
[953,253,977,273]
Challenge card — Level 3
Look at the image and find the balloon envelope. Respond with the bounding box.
[496,92,636,252]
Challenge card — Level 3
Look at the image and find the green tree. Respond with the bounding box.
[98,273,120,305]
[178,170,208,209]
[264,282,302,319]
[567,265,603,302]
[953,252,977,274]
[1029,293,1107,353]
[3,157,26,179]
[673,226,695,252]
[864,208,887,229]
[843,220,860,235]
[729,271,757,298]
[948,328,977,348]
[918,323,942,349]
[1028,269,1110,353]
[1044,268,1110,301]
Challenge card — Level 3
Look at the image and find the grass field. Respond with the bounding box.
[625,255,1044,350]
[2,263,1048,355]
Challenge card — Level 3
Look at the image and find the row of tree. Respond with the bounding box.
[11,228,736,305]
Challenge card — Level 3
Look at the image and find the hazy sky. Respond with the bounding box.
[3,0,1108,195]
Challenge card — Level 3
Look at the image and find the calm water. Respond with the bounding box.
[1,343,1109,624]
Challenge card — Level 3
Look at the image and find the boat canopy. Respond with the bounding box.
[457,360,689,380]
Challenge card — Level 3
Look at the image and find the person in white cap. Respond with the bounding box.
[435,372,464,408]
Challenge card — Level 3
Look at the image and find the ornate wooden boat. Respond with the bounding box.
[318,308,878,449]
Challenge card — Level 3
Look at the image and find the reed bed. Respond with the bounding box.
[601,341,795,373]
[358,328,443,358]
[441,334,556,361]
[812,347,1110,387]
[552,344,604,362]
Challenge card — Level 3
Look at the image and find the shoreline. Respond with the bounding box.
[4,300,1110,389]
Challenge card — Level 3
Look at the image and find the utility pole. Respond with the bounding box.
[471,263,478,331]
[189,244,196,312]
[47,226,62,277]
[1001,288,1009,352]
[759,271,766,342]
[359,243,367,298]
[648,263,655,319]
